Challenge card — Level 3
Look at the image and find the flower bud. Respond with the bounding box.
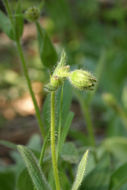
[69,70,96,90]
[53,50,70,79]
[25,7,40,22]
[44,51,70,92]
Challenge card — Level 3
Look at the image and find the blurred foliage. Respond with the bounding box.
[0,0,127,189]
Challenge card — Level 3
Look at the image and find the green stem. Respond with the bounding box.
[16,40,45,138]
[81,102,95,147]
[3,0,45,139]
[51,92,61,190]
[57,85,64,161]
[76,91,95,146]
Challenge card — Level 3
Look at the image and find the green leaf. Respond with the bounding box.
[109,163,127,190]
[0,140,17,149]
[103,137,127,162]
[80,154,110,190]
[36,22,57,69]
[58,111,74,154]
[0,10,14,40]
[17,145,51,190]
[56,81,73,126]
[14,0,24,40]
[0,170,15,190]
[42,93,50,129]
[17,168,33,190]
[71,150,89,190]
[61,142,79,163]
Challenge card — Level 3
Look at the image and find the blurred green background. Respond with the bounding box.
[0,0,127,189]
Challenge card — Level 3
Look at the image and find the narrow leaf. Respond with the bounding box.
[0,170,15,190]
[36,21,57,69]
[80,154,110,190]
[71,150,89,190]
[17,168,33,190]
[109,163,127,190]
[17,145,51,190]
[0,10,14,40]
[0,140,17,149]
[14,0,24,40]
[58,111,74,154]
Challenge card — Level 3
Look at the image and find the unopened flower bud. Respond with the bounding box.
[54,65,70,79]
[69,70,96,90]
[53,50,70,79]
[25,7,40,22]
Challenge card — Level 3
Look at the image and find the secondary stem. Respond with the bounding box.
[16,40,45,138]
[81,102,95,147]
[3,0,45,139]
[57,85,63,161]
[51,92,61,190]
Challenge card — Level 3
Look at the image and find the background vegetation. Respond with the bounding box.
[0,0,127,190]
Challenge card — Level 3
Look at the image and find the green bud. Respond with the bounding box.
[53,50,70,79]
[54,65,70,79]
[69,70,96,90]
[25,6,40,22]
[44,51,70,92]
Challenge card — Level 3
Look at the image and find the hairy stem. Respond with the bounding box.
[51,92,61,190]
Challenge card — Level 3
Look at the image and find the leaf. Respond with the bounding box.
[27,134,41,152]
[42,93,50,129]
[61,142,79,163]
[0,170,15,190]
[14,0,24,40]
[71,150,89,190]
[36,22,57,69]
[58,111,74,153]
[80,154,111,190]
[103,137,127,162]
[56,81,73,126]
[17,145,51,190]
[17,168,33,190]
[0,10,14,40]
[109,163,127,190]
[0,140,17,149]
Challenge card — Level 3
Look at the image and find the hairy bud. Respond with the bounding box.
[69,70,96,90]
[25,6,40,22]
[44,51,70,92]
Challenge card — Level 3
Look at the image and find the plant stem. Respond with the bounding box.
[51,92,61,190]
[57,85,63,161]
[3,0,45,139]
[16,40,45,138]
[81,102,95,147]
